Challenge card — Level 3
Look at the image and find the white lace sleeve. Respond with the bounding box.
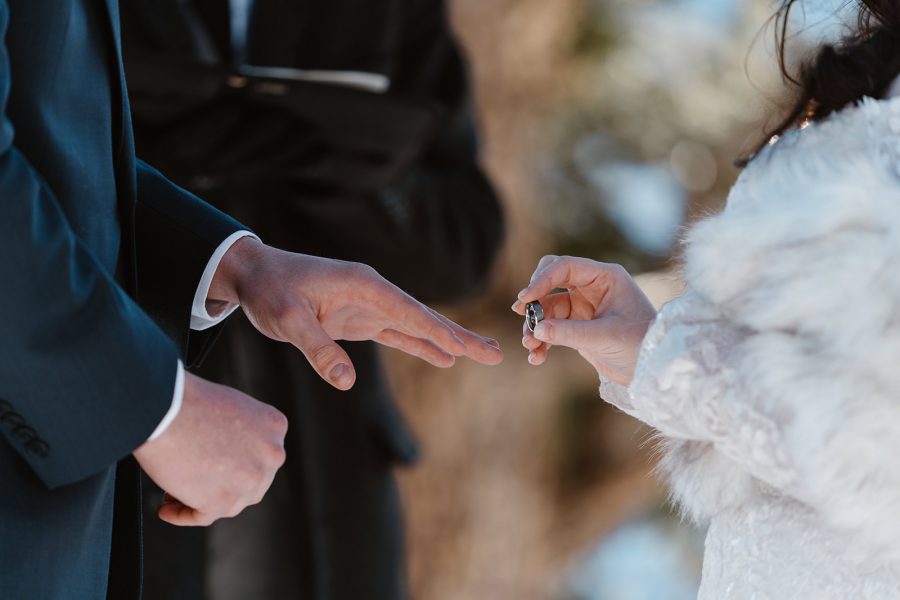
[600,289,795,490]
[601,286,900,559]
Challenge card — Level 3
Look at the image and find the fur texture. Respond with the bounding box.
[622,96,900,564]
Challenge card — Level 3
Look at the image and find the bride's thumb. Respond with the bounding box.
[532,317,610,351]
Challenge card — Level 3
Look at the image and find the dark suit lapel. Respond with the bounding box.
[96,0,130,172]
[97,0,139,288]
[100,0,123,48]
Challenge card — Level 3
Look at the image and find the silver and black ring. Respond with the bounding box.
[525,301,545,333]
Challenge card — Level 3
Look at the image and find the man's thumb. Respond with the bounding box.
[288,318,357,390]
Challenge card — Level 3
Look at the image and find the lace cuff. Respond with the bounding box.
[598,377,640,420]
[599,290,796,490]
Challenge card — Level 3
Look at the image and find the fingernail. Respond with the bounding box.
[517,288,529,300]
[533,322,549,341]
[511,300,522,311]
[528,352,539,365]
[329,363,353,388]
[485,338,500,348]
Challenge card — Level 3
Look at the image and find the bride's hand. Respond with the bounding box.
[512,256,657,386]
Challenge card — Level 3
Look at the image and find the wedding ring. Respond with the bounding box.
[525,301,544,333]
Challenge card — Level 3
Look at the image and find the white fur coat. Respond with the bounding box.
[601,97,900,597]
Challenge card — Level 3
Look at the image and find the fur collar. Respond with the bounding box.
[657,95,900,534]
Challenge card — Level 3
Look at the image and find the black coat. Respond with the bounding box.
[0,1,242,598]
[120,1,504,598]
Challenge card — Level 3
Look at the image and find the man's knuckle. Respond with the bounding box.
[267,442,286,467]
[250,489,266,506]
[198,514,217,527]
[345,261,375,281]
[270,410,289,434]
[271,301,300,323]
[225,501,245,519]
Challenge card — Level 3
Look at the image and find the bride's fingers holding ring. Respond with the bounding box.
[519,292,581,365]
[522,320,543,351]
[512,290,572,318]
[522,320,553,365]
[518,256,618,305]
[528,341,550,365]
[511,256,560,316]
[513,292,575,329]
[511,298,527,316]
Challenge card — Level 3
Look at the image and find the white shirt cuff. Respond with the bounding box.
[190,230,259,331]
[147,360,185,442]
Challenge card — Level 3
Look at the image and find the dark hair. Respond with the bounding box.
[738,0,900,166]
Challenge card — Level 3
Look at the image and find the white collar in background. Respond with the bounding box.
[237,65,390,94]
[229,0,254,59]
[227,0,389,93]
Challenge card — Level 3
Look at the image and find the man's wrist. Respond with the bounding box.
[190,231,258,330]
[207,235,265,306]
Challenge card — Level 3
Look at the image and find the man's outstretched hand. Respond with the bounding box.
[208,237,503,390]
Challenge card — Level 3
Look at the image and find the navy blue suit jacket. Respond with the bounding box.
[0,0,244,597]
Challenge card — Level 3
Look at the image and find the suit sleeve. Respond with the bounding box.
[133,161,245,366]
[0,4,179,488]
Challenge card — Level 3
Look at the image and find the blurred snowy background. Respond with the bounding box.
[384,1,848,598]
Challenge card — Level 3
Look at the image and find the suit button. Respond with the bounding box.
[25,438,49,458]
[1,411,24,428]
[12,424,35,444]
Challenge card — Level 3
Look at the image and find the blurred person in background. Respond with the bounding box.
[517,0,900,597]
[119,1,504,598]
